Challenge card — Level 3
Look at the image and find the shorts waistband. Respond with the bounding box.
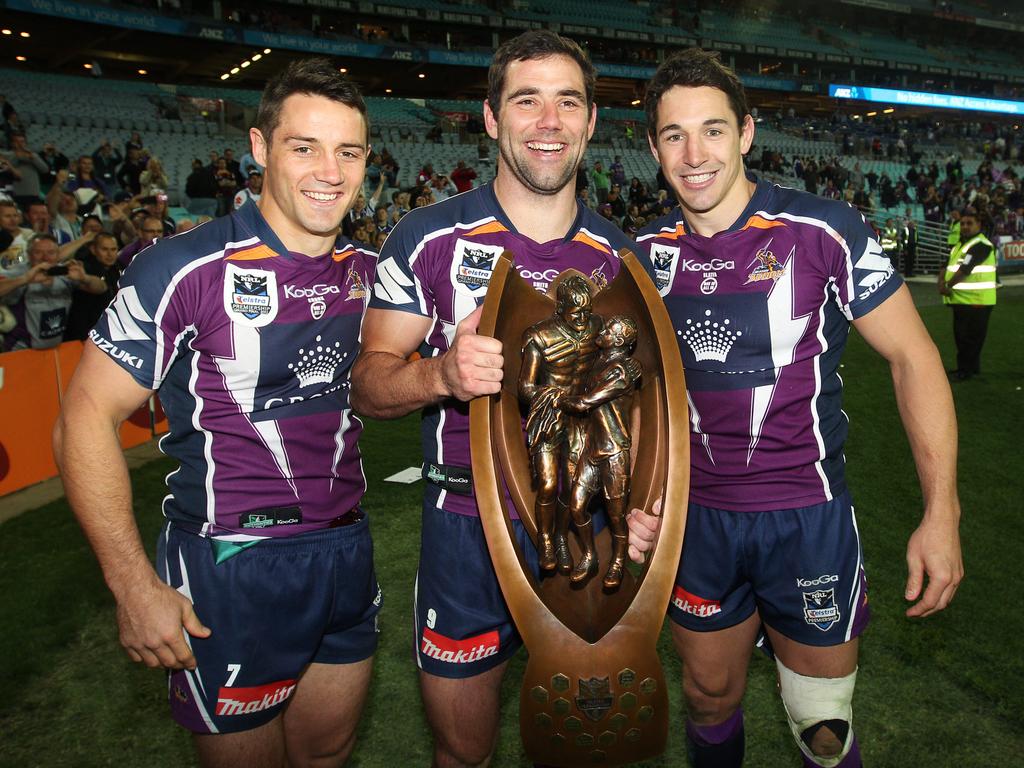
[168,510,368,554]
[423,462,474,496]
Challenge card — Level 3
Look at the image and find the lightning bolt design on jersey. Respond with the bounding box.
[747,245,811,464]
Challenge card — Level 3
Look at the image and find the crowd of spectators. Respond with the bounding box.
[5,77,1024,352]
[0,94,254,350]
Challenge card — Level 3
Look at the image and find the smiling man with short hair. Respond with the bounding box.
[55,58,381,767]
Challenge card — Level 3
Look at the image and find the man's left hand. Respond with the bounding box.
[904,514,963,618]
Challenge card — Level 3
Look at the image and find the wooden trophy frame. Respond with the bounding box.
[469,248,689,767]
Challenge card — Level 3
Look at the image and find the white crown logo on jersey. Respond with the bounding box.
[288,335,347,388]
[680,309,742,363]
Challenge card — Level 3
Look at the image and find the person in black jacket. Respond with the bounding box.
[64,231,122,341]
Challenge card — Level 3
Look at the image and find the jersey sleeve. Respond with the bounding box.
[959,242,990,273]
[829,204,904,320]
[367,210,432,317]
[89,241,198,390]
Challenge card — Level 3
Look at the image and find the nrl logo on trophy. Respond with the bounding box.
[469,248,689,766]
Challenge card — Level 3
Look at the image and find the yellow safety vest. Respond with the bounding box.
[944,233,996,306]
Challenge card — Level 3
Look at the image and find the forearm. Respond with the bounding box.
[54,391,157,600]
[46,180,63,215]
[0,272,29,297]
[350,350,447,419]
[890,344,960,522]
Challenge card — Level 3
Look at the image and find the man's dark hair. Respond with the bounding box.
[91,231,118,248]
[255,57,368,145]
[487,30,595,120]
[644,48,749,139]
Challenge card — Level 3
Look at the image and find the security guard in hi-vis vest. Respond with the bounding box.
[939,209,996,382]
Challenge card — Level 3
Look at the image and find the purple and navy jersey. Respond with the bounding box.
[369,184,633,517]
[91,202,376,538]
[636,177,902,512]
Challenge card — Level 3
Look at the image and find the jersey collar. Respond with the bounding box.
[234,199,346,261]
[481,182,586,243]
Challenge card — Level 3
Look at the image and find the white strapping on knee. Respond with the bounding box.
[776,658,857,768]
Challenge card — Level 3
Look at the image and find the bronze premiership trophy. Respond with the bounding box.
[469,249,689,767]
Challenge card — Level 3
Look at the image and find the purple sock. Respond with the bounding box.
[687,707,744,746]
[801,734,861,767]
[686,708,745,768]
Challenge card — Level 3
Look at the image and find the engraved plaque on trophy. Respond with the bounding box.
[469,248,689,767]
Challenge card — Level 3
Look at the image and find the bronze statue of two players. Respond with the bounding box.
[519,275,641,590]
[470,249,689,767]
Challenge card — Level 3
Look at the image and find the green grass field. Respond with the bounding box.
[1,284,1021,767]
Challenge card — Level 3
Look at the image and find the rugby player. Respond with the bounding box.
[54,59,380,766]
[627,49,963,767]
[350,30,635,768]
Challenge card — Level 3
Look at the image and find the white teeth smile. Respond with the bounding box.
[683,172,716,184]
[527,142,564,151]
[304,191,340,201]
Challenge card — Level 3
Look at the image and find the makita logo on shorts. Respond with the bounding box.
[215,680,296,716]
[671,585,722,618]
[420,627,499,664]
[796,574,839,588]
[680,258,735,272]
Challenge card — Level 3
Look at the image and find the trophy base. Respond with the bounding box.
[520,639,668,767]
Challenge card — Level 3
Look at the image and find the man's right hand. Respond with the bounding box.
[115,577,211,670]
[440,305,504,401]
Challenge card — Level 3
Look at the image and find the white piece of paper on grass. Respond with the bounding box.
[384,466,422,484]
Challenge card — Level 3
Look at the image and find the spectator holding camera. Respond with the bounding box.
[64,231,122,341]
[2,133,49,211]
[91,140,122,191]
[117,146,147,195]
[0,233,106,350]
[46,171,84,240]
[428,172,456,201]
[138,156,169,197]
[450,160,477,193]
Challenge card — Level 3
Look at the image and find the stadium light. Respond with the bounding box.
[241,61,250,68]
[1,29,11,35]
[630,99,641,106]
[339,67,348,73]
[138,69,147,75]
[84,63,92,70]
[418,73,426,79]
[883,108,894,114]
[866,111,877,117]
[252,53,262,62]
[231,67,240,74]
[220,74,230,80]
[263,48,271,54]
[19,31,29,38]
[15,55,26,61]
[385,88,392,94]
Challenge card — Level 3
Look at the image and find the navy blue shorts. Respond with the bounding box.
[157,518,381,734]
[414,505,539,679]
[669,491,870,646]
